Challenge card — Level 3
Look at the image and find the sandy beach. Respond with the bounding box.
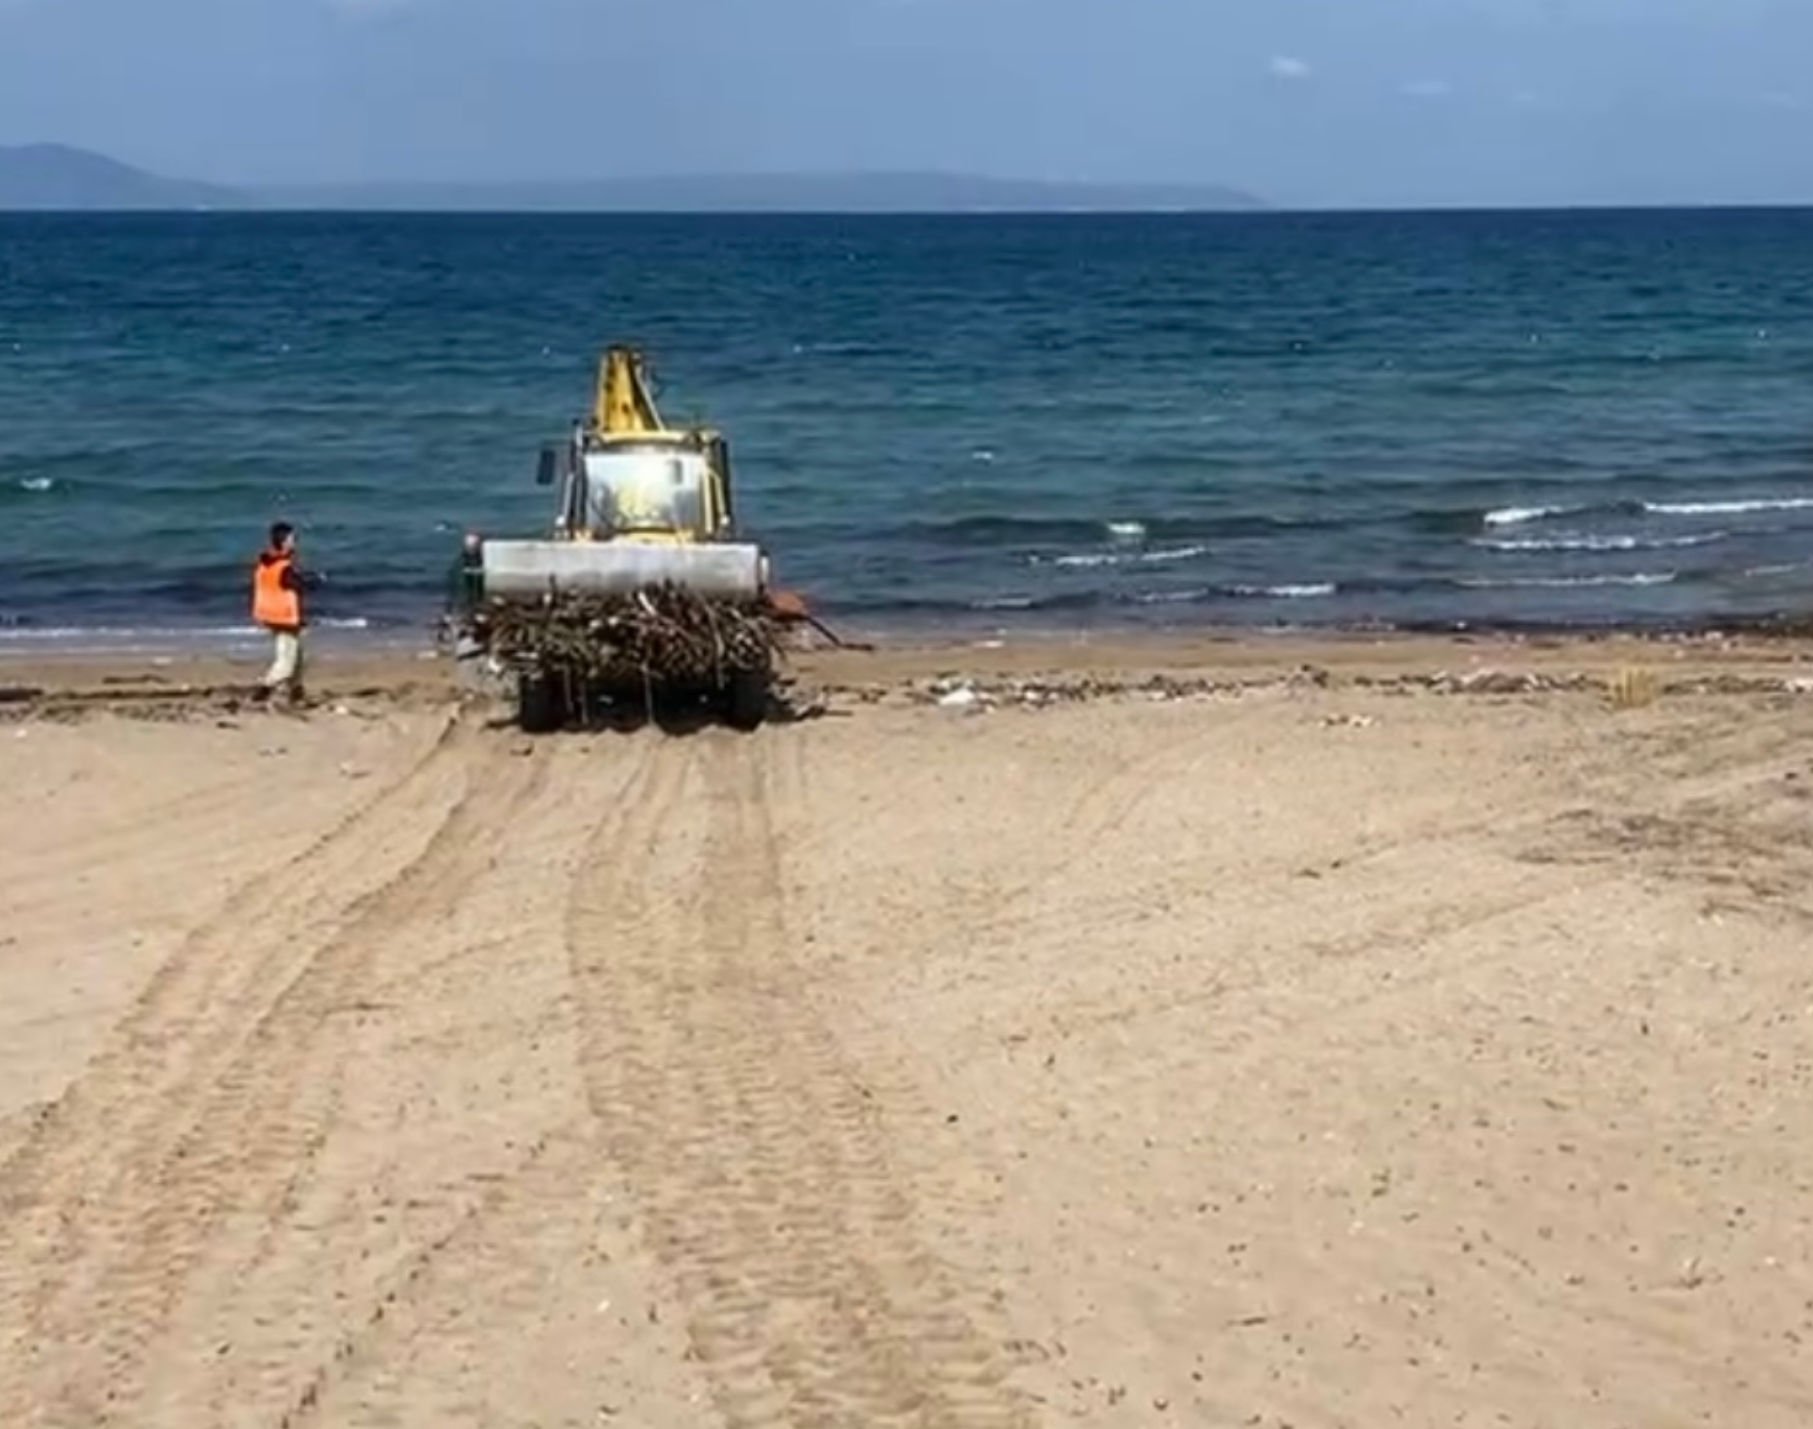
[4,632,1813,1427]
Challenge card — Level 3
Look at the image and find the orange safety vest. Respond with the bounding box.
[253,553,301,630]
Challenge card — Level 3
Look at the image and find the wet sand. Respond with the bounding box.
[4,632,1813,1426]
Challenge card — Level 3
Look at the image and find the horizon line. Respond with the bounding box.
[7,201,1813,216]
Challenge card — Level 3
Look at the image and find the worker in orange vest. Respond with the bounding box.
[251,521,318,705]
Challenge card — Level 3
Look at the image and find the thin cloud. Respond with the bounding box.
[1401,79,1455,100]
[1270,56,1313,81]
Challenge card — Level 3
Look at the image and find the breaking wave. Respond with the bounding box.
[1040,545,1210,569]
[1483,504,1586,528]
[1481,495,1813,530]
[0,614,375,645]
[1644,497,1813,517]
[1458,572,1678,590]
[1226,582,1338,599]
[1473,531,1728,553]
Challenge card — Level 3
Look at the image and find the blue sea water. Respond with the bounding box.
[4,209,1813,648]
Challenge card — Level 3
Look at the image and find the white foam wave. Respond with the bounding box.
[1473,531,1726,553]
[1105,520,1148,541]
[0,623,263,642]
[1228,582,1337,599]
[16,477,54,493]
[972,596,1036,610]
[1644,497,1813,517]
[1044,544,1209,570]
[0,615,373,642]
[1459,572,1676,590]
[1483,504,1578,527]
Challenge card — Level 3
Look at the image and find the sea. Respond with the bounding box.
[4,209,1813,651]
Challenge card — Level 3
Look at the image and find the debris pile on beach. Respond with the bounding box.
[1378,670,1599,696]
[885,662,1813,714]
[461,583,786,686]
[905,671,1290,710]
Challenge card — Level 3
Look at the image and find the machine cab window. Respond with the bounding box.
[582,446,708,536]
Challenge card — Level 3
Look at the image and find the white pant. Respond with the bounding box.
[262,628,303,690]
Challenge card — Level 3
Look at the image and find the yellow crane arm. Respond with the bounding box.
[592,345,664,434]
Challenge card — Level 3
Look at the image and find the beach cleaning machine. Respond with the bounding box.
[461,346,795,731]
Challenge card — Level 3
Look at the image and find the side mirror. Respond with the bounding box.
[535,445,559,487]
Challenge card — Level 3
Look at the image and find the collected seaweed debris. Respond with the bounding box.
[463,582,786,688]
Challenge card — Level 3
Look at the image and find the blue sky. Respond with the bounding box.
[0,0,1808,206]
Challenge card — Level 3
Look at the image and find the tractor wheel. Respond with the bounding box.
[517,673,566,734]
[723,666,770,732]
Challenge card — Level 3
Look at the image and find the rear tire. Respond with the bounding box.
[724,666,769,731]
[517,673,565,734]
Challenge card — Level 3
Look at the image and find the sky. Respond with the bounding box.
[0,0,1809,207]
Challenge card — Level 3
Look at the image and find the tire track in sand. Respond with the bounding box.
[566,735,1034,1429]
[0,708,463,1195]
[0,725,548,1428]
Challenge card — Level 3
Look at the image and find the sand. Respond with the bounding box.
[4,634,1813,1427]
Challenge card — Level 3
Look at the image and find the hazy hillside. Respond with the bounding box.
[0,144,236,210]
[254,172,1266,213]
[0,146,1263,213]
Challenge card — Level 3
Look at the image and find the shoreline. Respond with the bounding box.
[6,605,1813,651]
[6,623,1813,715]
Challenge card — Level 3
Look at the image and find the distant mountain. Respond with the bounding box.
[253,172,1266,213]
[0,145,1264,214]
[0,144,236,210]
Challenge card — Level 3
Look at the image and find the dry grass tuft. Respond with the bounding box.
[1606,667,1660,710]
